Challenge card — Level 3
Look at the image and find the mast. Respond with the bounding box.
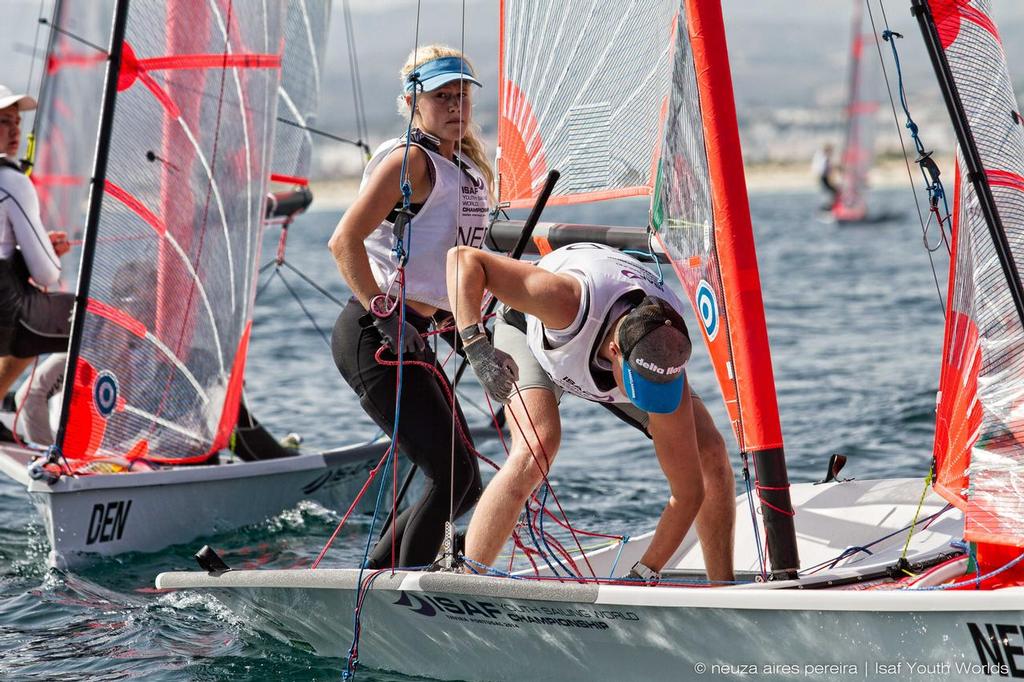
[681,0,799,578]
[54,0,130,452]
[912,0,1024,328]
[25,0,64,174]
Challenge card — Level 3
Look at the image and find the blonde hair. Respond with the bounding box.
[397,44,495,198]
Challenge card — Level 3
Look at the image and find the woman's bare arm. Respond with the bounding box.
[327,147,430,309]
[446,246,581,332]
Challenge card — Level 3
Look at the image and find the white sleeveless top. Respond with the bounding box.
[526,242,687,404]
[361,138,490,311]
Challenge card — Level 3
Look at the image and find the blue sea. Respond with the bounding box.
[0,188,947,680]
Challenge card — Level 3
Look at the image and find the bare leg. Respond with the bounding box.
[0,356,33,400]
[693,398,735,582]
[464,387,560,570]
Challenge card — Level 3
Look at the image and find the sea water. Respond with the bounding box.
[0,188,946,680]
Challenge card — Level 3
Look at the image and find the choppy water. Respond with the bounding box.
[0,189,948,680]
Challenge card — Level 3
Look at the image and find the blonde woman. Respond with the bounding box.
[328,46,492,568]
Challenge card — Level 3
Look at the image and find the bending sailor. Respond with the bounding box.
[447,242,735,582]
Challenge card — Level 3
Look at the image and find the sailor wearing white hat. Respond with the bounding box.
[0,83,73,419]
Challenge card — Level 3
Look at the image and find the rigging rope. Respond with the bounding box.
[864,0,951,316]
[344,7,422,677]
[341,0,370,162]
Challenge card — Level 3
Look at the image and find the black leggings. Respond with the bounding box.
[332,298,482,568]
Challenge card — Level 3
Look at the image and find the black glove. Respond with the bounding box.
[373,313,425,355]
[463,336,519,404]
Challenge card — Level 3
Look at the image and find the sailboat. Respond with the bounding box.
[156,1,1024,679]
[830,0,880,223]
[0,0,395,569]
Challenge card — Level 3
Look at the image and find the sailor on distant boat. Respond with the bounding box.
[328,45,493,569]
[812,143,839,209]
[447,242,736,582]
[0,84,74,419]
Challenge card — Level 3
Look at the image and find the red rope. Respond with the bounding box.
[311,446,394,569]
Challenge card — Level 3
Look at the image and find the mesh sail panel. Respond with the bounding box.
[498,0,677,208]
[652,0,782,453]
[272,0,330,185]
[929,0,1024,546]
[59,0,286,463]
[650,8,729,433]
[33,1,115,238]
[833,2,879,223]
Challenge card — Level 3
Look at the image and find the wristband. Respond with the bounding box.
[459,322,487,344]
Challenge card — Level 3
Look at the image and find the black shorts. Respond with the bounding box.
[8,288,74,357]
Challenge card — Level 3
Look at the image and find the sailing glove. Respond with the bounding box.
[463,336,519,404]
[373,313,426,355]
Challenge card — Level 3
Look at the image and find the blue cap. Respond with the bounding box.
[617,296,690,414]
[405,56,483,93]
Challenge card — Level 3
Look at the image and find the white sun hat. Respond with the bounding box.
[0,85,37,112]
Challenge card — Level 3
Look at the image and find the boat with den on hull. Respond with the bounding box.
[0,0,406,568]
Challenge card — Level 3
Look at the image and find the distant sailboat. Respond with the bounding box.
[831,0,880,223]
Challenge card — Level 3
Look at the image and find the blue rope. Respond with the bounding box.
[608,535,630,578]
[463,557,522,578]
[391,80,421,266]
[881,29,951,225]
[909,551,1024,591]
[799,504,953,575]
[523,499,562,577]
[343,277,409,681]
[621,229,664,285]
[537,483,575,576]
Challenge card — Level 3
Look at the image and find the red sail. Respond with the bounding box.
[57,1,287,464]
[927,1,1024,560]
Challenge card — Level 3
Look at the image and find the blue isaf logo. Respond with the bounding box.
[94,371,119,418]
[695,280,719,341]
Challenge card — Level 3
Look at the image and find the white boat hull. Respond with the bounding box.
[156,569,1023,681]
[0,440,395,568]
[158,479,1015,681]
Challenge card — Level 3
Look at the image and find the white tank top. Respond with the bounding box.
[361,138,490,311]
[526,243,687,404]
[0,163,62,287]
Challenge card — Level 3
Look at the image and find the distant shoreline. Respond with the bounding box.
[306,157,946,213]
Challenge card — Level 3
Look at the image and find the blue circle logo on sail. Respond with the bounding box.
[94,371,119,418]
[695,280,719,341]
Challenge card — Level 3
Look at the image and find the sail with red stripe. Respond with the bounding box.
[499,0,797,576]
[271,0,330,187]
[497,0,676,208]
[55,1,288,464]
[925,0,1024,560]
[32,0,114,238]
[651,0,796,575]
